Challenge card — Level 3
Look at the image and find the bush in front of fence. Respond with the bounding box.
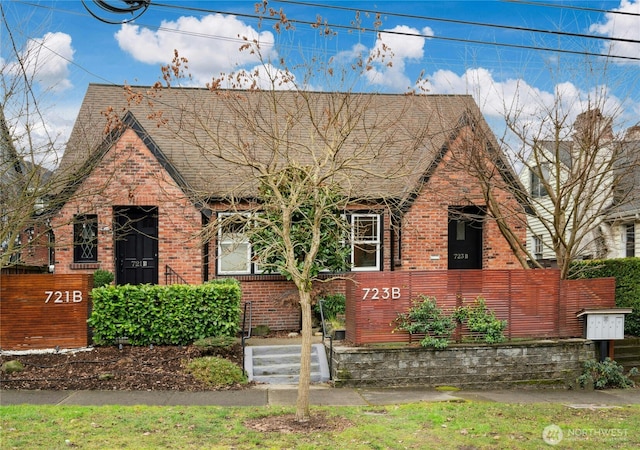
[570,258,640,336]
[88,279,241,345]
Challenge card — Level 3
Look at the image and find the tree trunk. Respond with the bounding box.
[295,288,313,422]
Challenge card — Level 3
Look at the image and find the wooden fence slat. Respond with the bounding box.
[347,270,615,345]
[1,274,92,350]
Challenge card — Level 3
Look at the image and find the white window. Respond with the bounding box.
[532,235,544,260]
[350,214,381,271]
[624,223,636,258]
[531,164,549,198]
[217,213,252,275]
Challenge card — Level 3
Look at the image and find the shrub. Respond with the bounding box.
[93,269,114,288]
[577,358,638,389]
[454,297,507,344]
[393,295,455,349]
[570,258,640,336]
[88,280,242,345]
[185,356,247,387]
[314,293,345,320]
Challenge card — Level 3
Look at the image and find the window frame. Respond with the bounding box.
[530,164,549,198]
[532,235,544,260]
[73,214,98,263]
[624,223,636,258]
[349,213,382,272]
[216,212,254,275]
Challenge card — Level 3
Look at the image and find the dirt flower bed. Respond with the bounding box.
[1,344,245,391]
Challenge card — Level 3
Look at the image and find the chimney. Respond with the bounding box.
[573,109,613,142]
[624,124,640,141]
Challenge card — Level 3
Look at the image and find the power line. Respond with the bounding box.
[14,0,640,72]
[505,0,640,17]
[273,0,640,45]
[151,1,640,62]
[150,1,640,62]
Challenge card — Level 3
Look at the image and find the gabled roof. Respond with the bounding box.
[59,84,510,205]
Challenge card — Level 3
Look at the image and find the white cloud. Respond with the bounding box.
[589,0,640,63]
[365,25,433,90]
[424,67,633,148]
[13,32,75,93]
[115,14,277,85]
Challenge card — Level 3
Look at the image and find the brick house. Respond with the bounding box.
[48,84,526,330]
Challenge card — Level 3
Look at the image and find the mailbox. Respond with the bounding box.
[576,308,632,340]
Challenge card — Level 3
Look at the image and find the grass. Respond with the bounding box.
[2,402,639,449]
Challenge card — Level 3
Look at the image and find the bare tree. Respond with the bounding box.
[465,58,640,279]
[1,6,121,271]
[0,6,60,270]
[101,5,469,421]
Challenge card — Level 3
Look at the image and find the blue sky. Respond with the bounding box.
[2,1,639,166]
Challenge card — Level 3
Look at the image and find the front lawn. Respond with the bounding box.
[2,402,639,449]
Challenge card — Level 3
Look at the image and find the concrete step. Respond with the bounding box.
[253,362,321,376]
[244,343,330,384]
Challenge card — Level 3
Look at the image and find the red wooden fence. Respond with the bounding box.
[346,270,615,345]
[1,274,93,350]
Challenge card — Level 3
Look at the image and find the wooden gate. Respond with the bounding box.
[1,274,93,350]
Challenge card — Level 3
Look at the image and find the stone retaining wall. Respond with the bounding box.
[329,339,595,388]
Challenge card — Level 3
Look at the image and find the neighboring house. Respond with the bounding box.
[0,115,54,272]
[46,84,526,330]
[604,126,640,259]
[523,110,639,266]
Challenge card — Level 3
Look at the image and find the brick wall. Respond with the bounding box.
[48,124,528,332]
[237,277,347,332]
[400,137,525,270]
[51,129,203,284]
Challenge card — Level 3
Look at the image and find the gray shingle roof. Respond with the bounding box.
[60,84,501,202]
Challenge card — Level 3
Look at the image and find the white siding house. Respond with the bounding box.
[521,110,639,267]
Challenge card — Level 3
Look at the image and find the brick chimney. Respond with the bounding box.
[624,124,640,141]
[573,109,613,142]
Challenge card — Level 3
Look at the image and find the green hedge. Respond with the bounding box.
[88,279,242,345]
[570,258,640,336]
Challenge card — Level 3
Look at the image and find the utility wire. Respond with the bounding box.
[505,0,640,17]
[150,1,640,62]
[273,0,640,45]
[14,0,640,68]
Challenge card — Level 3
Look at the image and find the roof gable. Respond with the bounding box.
[60,84,514,207]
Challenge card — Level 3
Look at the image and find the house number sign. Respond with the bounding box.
[45,290,83,304]
[361,287,402,301]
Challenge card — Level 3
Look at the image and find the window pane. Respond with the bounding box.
[354,216,377,241]
[220,242,250,273]
[456,221,466,241]
[74,215,98,263]
[218,213,252,274]
[353,243,377,268]
[626,224,635,258]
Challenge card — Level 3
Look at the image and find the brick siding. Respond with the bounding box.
[48,126,526,331]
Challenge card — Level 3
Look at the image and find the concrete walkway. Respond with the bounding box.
[3,386,640,407]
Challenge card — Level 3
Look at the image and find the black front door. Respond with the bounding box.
[115,206,158,285]
[448,207,483,269]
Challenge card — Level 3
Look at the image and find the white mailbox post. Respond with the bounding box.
[576,308,633,361]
